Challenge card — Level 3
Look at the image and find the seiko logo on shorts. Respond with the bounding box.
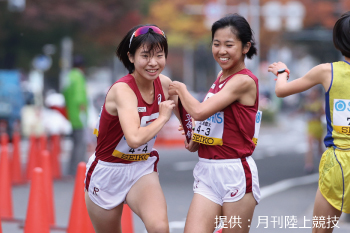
[231,190,238,197]
[158,94,162,105]
[138,107,146,112]
[211,84,215,89]
[93,187,99,195]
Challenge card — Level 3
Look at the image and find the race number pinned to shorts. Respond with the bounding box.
[333,99,350,134]
[252,110,262,145]
[192,93,224,146]
[112,113,159,161]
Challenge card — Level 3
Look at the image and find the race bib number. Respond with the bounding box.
[192,92,224,146]
[333,99,350,134]
[113,113,159,161]
[252,111,262,145]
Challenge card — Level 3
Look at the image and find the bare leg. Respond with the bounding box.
[222,193,256,233]
[305,134,314,173]
[126,172,169,233]
[312,189,342,233]
[69,129,87,175]
[85,191,123,233]
[184,194,222,233]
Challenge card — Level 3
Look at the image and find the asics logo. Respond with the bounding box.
[231,190,238,197]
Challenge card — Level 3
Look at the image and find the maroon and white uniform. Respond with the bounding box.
[191,69,261,205]
[85,74,165,209]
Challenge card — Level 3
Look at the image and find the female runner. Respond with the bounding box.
[85,24,176,233]
[170,14,261,233]
[268,12,350,233]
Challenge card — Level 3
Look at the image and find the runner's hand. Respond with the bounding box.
[268,62,288,76]
[169,81,185,96]
[178,124,185,135]
[159,100,175,122]
[185,139,199,152]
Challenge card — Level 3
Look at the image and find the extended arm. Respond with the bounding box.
[268,62,331,97]
[169,74,256,121]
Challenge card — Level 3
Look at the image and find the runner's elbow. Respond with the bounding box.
[192,110,208,121]
[125,137,143,149]
[275,89,287,98]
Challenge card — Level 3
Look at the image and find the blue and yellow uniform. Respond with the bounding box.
[304,99,324,139]
[321,61,350,213]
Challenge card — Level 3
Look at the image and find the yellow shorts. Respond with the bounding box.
[319,147,350,213]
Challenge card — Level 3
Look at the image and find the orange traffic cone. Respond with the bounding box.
[26,135,39,181]
[0,133,8,146]
[24,167,50,233]
[67,162,90,233]
[0,146,13,219]
[12,132,24,184]
[41,150,55,226]
[39,134,47,153]
[121,204,134,233]
[51,134,62,179]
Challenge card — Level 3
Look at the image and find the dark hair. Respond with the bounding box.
[73,55,84,68]
[116,24,168,74]
[333,11,350,58]
[211,14,257,59]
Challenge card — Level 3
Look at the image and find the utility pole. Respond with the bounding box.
[59,37,73,91]
[250,0,260,79]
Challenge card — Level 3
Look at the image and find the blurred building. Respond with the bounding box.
[258,0,345,61]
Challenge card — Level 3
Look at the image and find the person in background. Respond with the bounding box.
[268,11,350,233]
[301,87,325,174]
[63,55,88,176]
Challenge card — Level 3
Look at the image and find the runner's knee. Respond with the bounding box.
[146,220,169,233]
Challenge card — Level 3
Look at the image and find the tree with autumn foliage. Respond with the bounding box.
[145,0,211,47]
[0,0,142,71]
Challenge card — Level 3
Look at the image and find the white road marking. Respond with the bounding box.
[260,173,319,199]
[165,173,319,232]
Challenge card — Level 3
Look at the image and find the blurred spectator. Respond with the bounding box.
[63,55,88,175]
[45,90,68,119]
[0,70,24,140]
[43,90,72,135]
[300,87,325,174]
